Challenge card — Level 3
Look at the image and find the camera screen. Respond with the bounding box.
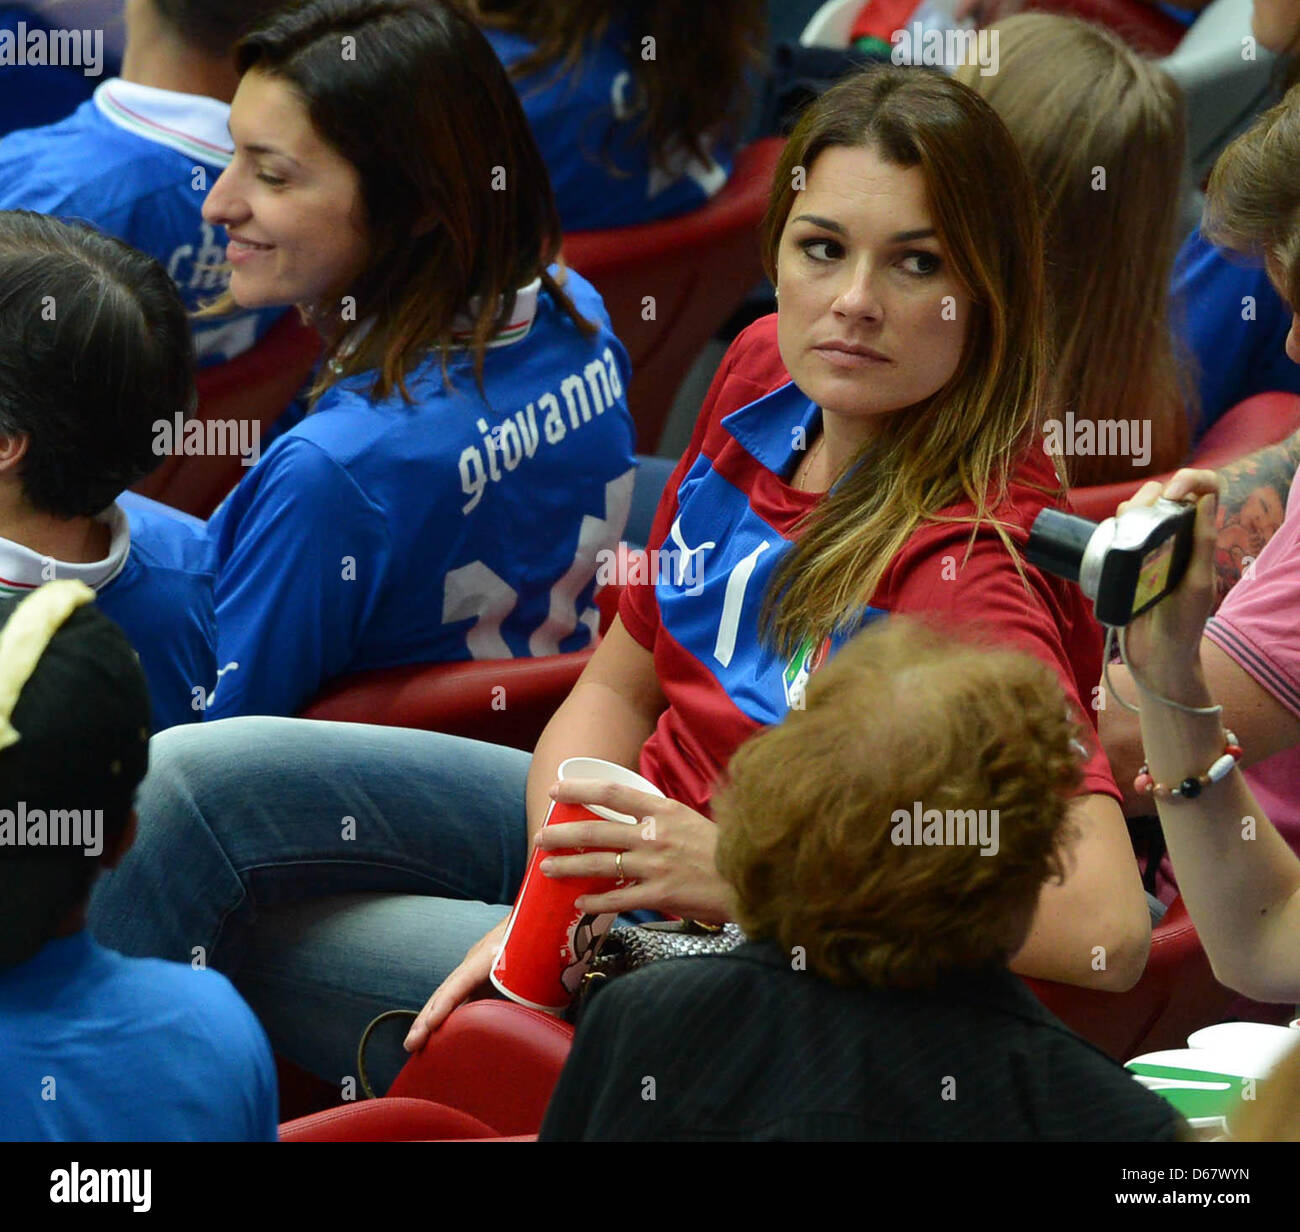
[1133,535,1176,614]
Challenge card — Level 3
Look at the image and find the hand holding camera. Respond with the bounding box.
[1028,468,1223,705]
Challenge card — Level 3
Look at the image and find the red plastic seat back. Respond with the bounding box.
[132,311,321,518]
[1024,0,1185,55]
[1068,391,1300,523]
[563,138,786,452]
[280,1096,500,1142]
[298,650,594,751]
[852,0,1184,55]
[385,999,575,1136]
[298,580,629,747]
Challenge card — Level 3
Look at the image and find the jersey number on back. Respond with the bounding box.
[441,470,634,659]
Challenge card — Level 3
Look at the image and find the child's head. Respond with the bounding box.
[0,211,194,520]
[714,617,1083,989]
[0,584,151,969]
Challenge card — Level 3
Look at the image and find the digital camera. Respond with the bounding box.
[1026,498,1197,626]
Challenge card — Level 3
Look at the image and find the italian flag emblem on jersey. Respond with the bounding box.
[782,632,832,711]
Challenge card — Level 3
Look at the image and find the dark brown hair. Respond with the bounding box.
[0,211,194,518]
[759,66,1054,658]
[151,0,288,55]
[461,0,766,174]
[714,617,1082,990]
[234,0,593,399]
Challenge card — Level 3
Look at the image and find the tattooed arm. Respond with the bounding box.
[1212,429,1300,608]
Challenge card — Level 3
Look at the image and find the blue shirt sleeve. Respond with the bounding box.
[205,435,394,718]
[1174,228,1300,440]
[185,967,281,1142]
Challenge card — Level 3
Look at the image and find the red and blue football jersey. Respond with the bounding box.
[622,315,1120,817]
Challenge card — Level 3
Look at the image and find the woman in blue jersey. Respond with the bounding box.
[195,0,637,718]
[465,0,767,231]
[92,66,1149,1090]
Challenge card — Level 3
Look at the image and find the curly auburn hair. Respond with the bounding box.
[713,617,1085,991]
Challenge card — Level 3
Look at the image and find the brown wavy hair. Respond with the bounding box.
[955,14,1191,487]
[759,66,1056,659]
[459,0,766,173]
[1203,79,1300,310]
[211,0,593,400]
[713,617,1083,990]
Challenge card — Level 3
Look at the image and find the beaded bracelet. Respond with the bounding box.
[1134,730,1242,802]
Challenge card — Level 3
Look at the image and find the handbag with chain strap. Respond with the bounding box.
[566,919,747,1023]
[357,920,747,1093]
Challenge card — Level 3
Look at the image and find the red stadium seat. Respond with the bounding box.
[563,138,786,452]
[132,310,321,519]
[384,999,574,1136]
[298,557,636,745]
[1024,896,1246,1061]
[277,1000,571,1140]
[850,0,1184,55]
[1067,391,1300,523]
[298,649,596,751]
[280,1097,502,1141]
[280,1097,537,1141]
[1022,0,1185,56]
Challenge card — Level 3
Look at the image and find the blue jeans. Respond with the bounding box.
[88,717,532,1092]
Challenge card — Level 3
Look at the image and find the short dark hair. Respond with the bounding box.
[151,0,287,56]
[0,596,151,969]
[0,211,195,519]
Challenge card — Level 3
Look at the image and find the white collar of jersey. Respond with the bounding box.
[0,504,131,598]
[329,277,542,374]
[450,277,542,350]
[93,78,234,167]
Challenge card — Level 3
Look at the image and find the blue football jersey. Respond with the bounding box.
[1173,227,1300,440]
[0,5,109,138]
[0,78,283,365]
[620,316,1118,820]
[482,25,734,231]
[0,932,278,1142]
[0,493,215,732]
[653,383,877,731]
[101,493,217,732]
[204,268,638,718]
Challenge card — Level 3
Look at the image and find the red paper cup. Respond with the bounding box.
[490,757,664,1012]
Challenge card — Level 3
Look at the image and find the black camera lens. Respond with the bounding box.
[1026,508,1097,584]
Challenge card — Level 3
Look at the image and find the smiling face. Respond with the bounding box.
[774,144,971,427]
[202,69,370,311]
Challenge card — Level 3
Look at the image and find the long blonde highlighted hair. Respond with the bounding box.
[955,14,1192,486]
[760,67,1055,659]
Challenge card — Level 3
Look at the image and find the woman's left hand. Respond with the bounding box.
[537,779,732,922]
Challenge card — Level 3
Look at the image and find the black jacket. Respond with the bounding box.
[539,940,1183,1142]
